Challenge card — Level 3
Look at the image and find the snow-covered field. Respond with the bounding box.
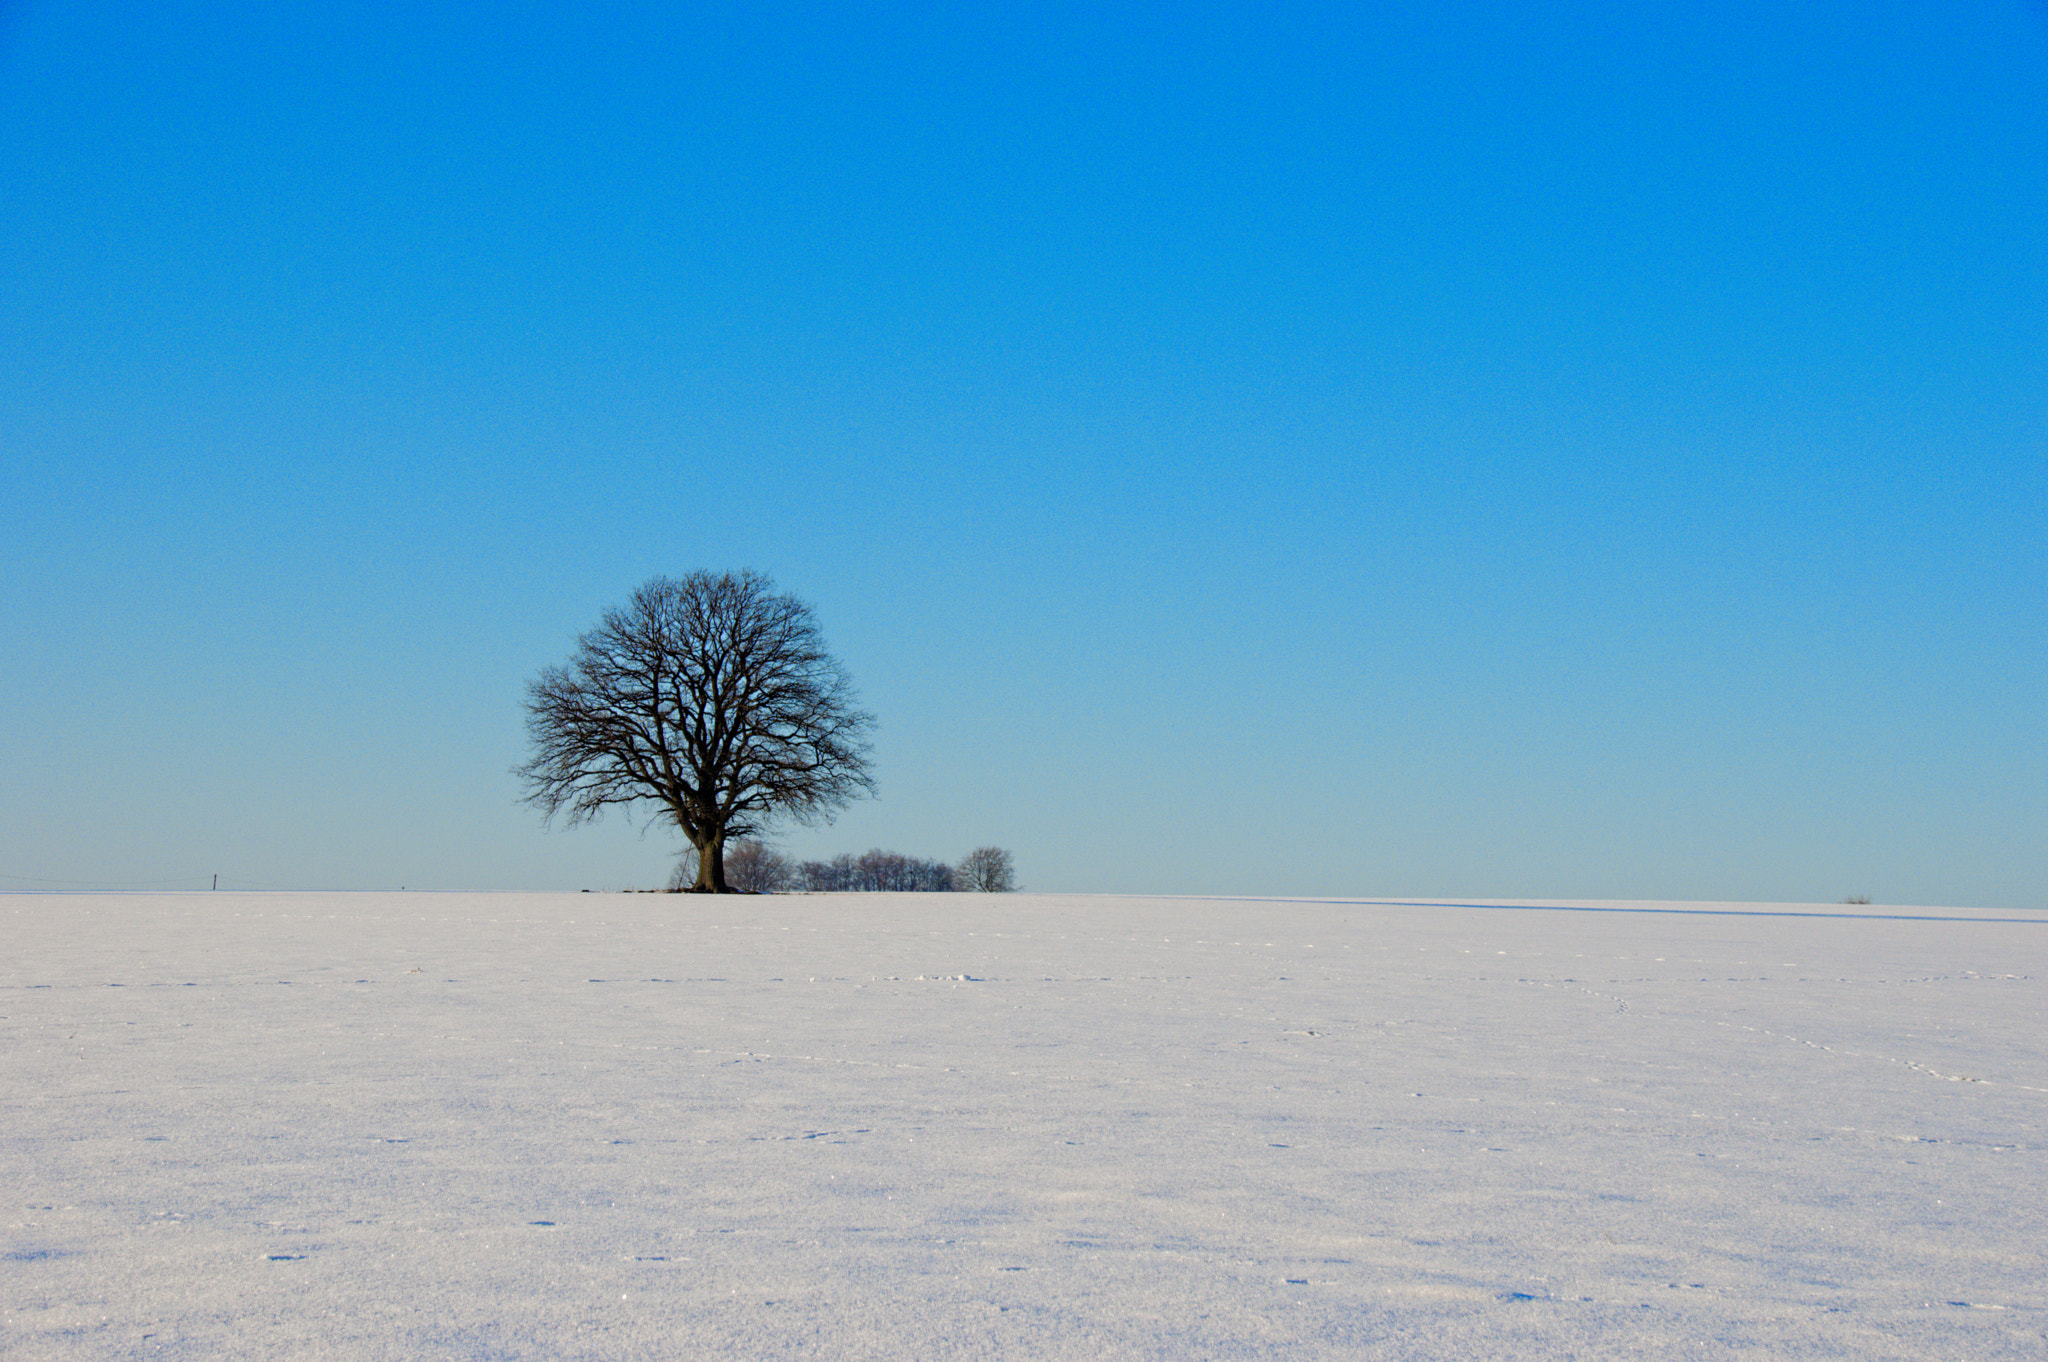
[4,892,2043,1360]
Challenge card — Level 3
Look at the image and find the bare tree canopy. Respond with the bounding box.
[956,846,1018,892]
[517,571,875,892]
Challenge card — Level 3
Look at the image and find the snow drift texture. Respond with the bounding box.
[4,891,2043,1359]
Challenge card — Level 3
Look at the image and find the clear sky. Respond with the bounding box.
[3,1,2042,904]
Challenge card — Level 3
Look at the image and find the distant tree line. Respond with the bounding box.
[669,842,1016,893]
[797,849,957,892]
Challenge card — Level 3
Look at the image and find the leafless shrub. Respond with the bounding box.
[1842,894,1872,905]
[725,840,794,894]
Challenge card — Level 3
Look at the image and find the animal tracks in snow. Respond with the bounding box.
[1710,1019,2046,1091]
[1513,975,2046,1092]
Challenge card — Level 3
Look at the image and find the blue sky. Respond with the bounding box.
[3,0,2042,904]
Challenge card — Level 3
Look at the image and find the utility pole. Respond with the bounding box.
[212,874,217,891]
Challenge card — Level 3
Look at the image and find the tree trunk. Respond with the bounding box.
[691,828,730,892]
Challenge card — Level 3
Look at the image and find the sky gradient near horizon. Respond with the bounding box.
[3,1,2043,904]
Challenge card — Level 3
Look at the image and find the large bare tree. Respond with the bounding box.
[517,571,875,892]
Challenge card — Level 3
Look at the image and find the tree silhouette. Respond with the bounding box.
[518,571,874,892]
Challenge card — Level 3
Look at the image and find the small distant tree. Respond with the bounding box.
[725,840,794,894]
[516,571,875,892]
[850,848,899,890]
[956,846,1017,892]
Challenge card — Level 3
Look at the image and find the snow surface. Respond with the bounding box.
[4,892,2044,1360]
